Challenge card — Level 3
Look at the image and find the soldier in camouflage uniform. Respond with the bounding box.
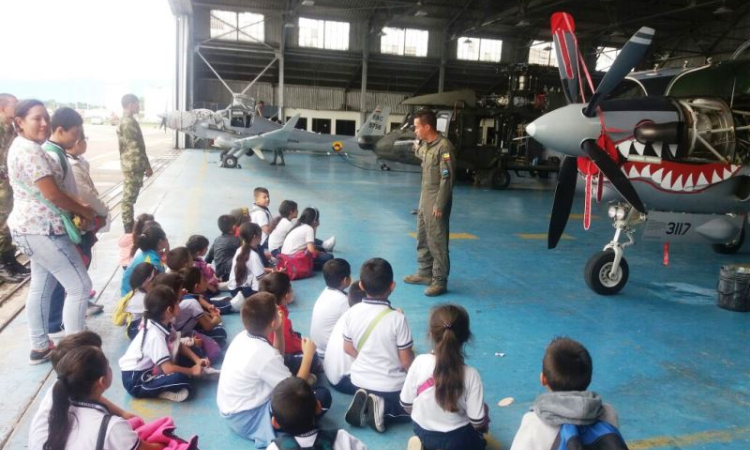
[403,109,456,296]
[0,94,27,282]
[116,94,152,233]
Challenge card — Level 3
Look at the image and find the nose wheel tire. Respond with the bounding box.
[491,169,511,190]
[584,250,629,295]
[223,155,239,169]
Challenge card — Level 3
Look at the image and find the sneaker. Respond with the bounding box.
[345,389,368,427]
[0,264,24,283]
[86,301,104,317]
[29,346,53,365]
[366,393,386,432]
[322,236,336,252]
[424,283,447,297]
[406,436,423,450]
[6,258,30,275]
[403,274,432,285]
[202,367,221,380]
[158,388,190,402]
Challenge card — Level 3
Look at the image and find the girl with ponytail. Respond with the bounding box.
[399,304,489,450]
[227,222,268,298]
[120,224,167,296]
[31,346,162,450]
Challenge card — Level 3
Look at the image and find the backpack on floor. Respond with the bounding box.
[552,421,629,450]
[273,430,337,450]
[276,251,314,280]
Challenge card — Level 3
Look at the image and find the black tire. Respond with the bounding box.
[584,250,629,295]
[713,226,745,254]
[491,169,511,190]
[223,155,239,169]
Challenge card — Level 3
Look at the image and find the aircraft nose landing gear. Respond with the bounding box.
[584,203,644,295]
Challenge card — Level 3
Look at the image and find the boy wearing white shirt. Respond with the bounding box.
[340,258,414,433]
[269,377,368,450]
[217,292,331,449]
[310,258,351,358]
[250,187,273,248]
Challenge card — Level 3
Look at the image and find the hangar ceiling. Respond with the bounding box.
[185,0,750,96]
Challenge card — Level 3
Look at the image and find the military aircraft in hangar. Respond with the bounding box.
[217,107,399,169]
[526,12,750,295]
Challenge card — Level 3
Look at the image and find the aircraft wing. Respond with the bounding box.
[234,114,301,160]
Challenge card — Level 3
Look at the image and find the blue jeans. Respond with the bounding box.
[48,232,97,333]
[14,233,92,351]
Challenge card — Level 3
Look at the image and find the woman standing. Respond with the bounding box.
[7,100,95,364]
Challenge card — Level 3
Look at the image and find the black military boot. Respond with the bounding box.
[4,251,29,276]
[0,261,23,283]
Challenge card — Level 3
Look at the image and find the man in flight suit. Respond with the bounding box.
[0,93,27,282]
[117,94,152,233]
[403,109,456,296]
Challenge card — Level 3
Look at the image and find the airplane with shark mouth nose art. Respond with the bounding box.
[526,12,750,295]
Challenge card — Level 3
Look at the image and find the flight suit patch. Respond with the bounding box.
[441,168,450,178]
[441,152,451,161]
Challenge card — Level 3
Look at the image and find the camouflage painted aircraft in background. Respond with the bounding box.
[526,12,750,294]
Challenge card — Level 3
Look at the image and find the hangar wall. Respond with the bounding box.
[661,13,750,68]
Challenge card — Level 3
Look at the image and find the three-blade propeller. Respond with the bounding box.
[547,13,653,249]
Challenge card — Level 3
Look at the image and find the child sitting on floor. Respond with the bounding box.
[268,377,368,450]
[118,213,153,269]
[217,292,331,449]
[400,304,489,450]
[324,280,365,392]
[113,262,157,339]
[310,258,351,358]
[166,246,193,272]
[261,272,322,376]
[509,337,624,450]
[180,267,229,349]
[206,214,241,282]
[121,224,167,296]
[186,234,220,296]
[268,200,298,257]
[280,207,335,270]
[227,222,269,298]
[119,285,210,402]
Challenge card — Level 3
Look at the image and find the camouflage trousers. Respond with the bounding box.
[0,177,15,255]
[121,170,144,232]
[416,200,452,284]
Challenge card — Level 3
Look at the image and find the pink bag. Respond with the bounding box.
[276,251,314,280]
[128,416,199,450]
[194,332,222,362]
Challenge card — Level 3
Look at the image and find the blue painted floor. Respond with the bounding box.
[3,149,750,450]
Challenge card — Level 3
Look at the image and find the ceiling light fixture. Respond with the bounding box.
[713,5,733,14]
[414,9,428,17]
[463,38,474,45]
[284,22,295,28]
[516,19,530,27]
[301,0,315,5]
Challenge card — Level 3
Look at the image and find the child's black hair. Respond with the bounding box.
[138,285,179,362]
[259,271,292,306]
[323,258,351,289]
[348,279,366,307]
[151,272,184,294]
[254,187,269,198]
[46,346,109,450]
[129,213,155,254]
[181,267,203,294]
[129,262,156,292]
[242,292,278,335]
[269,200,298,233]
[135,224,166,253]
[542,337,593,392]
[186,235,210,257]
[218,214,237,234]
[50,331,103,370]
[166,246,192,272]
[50,107,83,132]
[235,222,262,286]
[289,207,319,232]
[359,257,393,298]
[271,377,317,435]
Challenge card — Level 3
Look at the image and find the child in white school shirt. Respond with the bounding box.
[30,345,162,450]
[310,258,351,358]
[324,281,365,392]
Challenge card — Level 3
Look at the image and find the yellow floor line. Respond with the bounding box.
[568,213,599,220]
[628,426,750,449]
[516,233,575,240]
[408,232,478,240]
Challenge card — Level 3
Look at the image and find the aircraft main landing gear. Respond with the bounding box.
[584,203,644,295]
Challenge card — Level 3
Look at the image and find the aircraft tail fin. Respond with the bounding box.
[356,107,391,139]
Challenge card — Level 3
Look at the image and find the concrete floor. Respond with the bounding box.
[2,148,749,450]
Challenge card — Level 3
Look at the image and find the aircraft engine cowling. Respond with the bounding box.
[677,98,736,160]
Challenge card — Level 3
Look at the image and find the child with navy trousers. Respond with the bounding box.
[217,292,331,449]
[119,285,210,402]
[228,222,269,298]
[400,304,489,450]
[341,258,414,433]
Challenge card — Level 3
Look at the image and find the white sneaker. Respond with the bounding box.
[202,366,221,380]
[406,436,423,450]
[230,291,245,312]
[322,236,336,252]
[158,388,190,402]
[366,393,386,432]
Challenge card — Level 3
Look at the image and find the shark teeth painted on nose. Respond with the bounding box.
[619,161,742,193]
